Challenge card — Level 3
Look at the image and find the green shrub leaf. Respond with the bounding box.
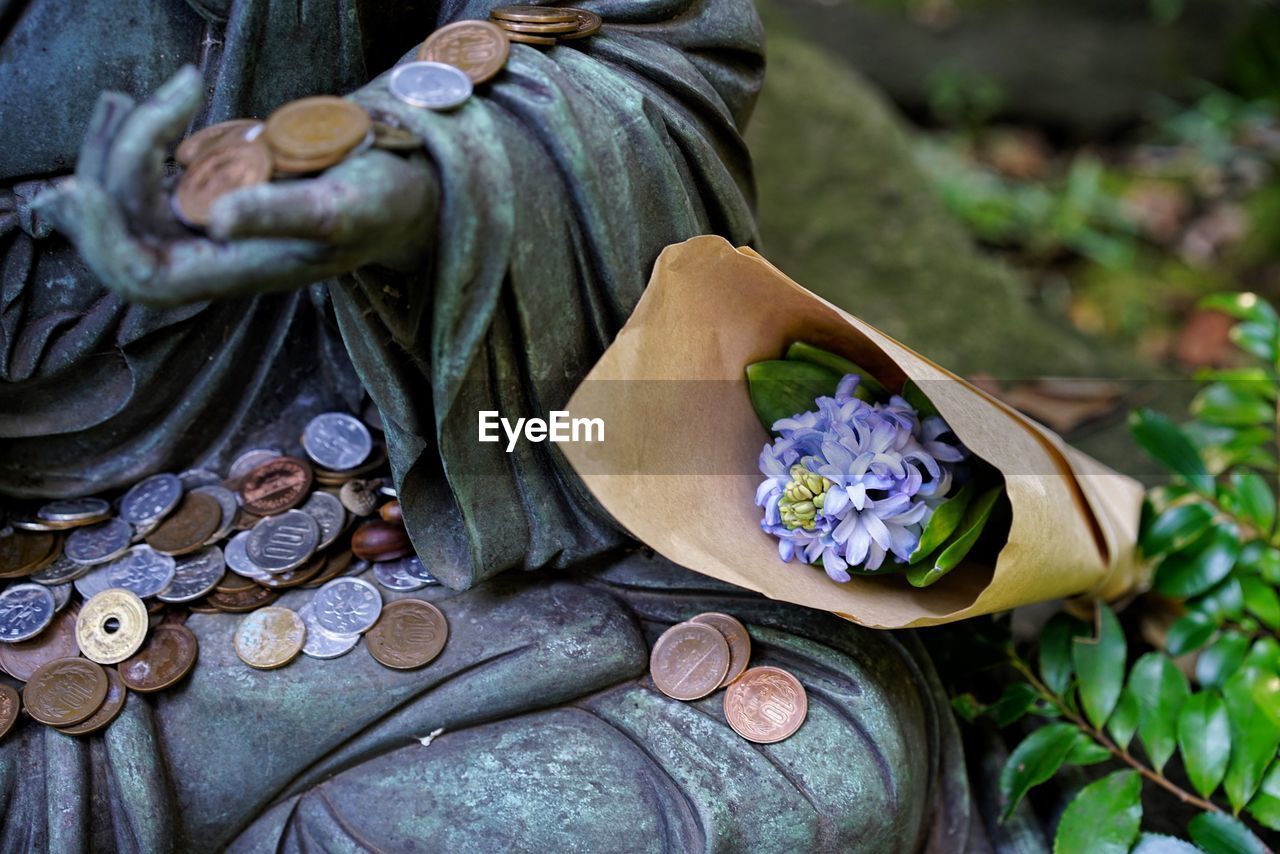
[1040,613,1087,695]
[1178,691,1232,798]
[1130,409,1214,494]
[1107,688,1140,752]
[988,682,1040,727]
[1240,575,1280,630]
[1064,730,1112,766]
[999,723,1080,821]
[1141,502,1216,557]
[1191,383,1275,428]
[1154,527,1240,599]
[1195,631,1251,690]
[1187,811,1270,854]
[1166,611,1217,657]
[1223,667,1280,812]
[1071,604,1126,729]
[1229,472,1276,537]
[1246,759,1280,831]
[1052,770,1142,854]
[1129,653,1190,773]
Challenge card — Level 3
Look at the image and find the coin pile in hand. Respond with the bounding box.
[649,613,809,744]
[488,5,602,46]
[0,410,450,741]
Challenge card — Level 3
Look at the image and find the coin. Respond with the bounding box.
[723,666,808,744]
[298,603,360,660]
[65,518,133,566]
[558,8,602,40]
[23,657,108,726]
[366,599,448,670]
[0,684,18,741]
[299,491,346,550]
[37,497,111,524]
[690,612,751,687]
[264,96,371,162]
[207,585,278,613]
[228,449,281,482]
[29,552,93,586]
[371,122,422,151]
[299,549,354,589]
[0,583,56,642]
[240,457,313,515]
[47,582,73,612]
[118,622,198,692]
[389,61,474,111]
[372,556,439,591]
[174,140,274,228]
[146,492,222,556]
[223,530,270,579]
[56,667,126,736]
[105,545,177,599]
[311,577,382,635]
[0,607,80,681]
[234,606,305,669]
[490,5,578,23]
[491,19,577,34]
[175,118,263,167]
[418,20,511,84]
[0,529,56,577]
[73,563,114,600]
[178,468,224,490]
[255,554,324,589]
[246,510,319,572]
[7,512,59,532]
[503,31,557,46]
[156,546,225,603]
[192,485,240,543]
[120,473,183,527]
[77,589,148,664]
[649,622,730,701]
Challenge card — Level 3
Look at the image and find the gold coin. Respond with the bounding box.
[649,622,730,701]
[490,5,577,23]
[690,612,751,687]
[173,140,274,228]
[503,31,557,46]
[264,96,371,162]
[558,9,602,40]
[77,589,149,665]
[175,119,263,167]
[723,666,808,744]
[491,18,577,34]
[419,20,511,85]
[371,122,422,152]
[272,149,348,176]
[234,606,305,670]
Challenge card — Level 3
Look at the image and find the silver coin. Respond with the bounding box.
[228,448,281,482]
[372,556,439,592]
[342,558,371,578]
[0,583,55,642]
[73,564,115,599]
[120,474,183,526]
[245,510,319,573]
[37,497,111,523]
[298,602,360,659]
[223,531,272,580]
[48,582,73,612]
[389,61,473,111]
[8,513,57,532]
[157,546,227,603]
[29,552,94,585]
[302,413,373,472]
[179,468,224,490]
[105,545,177,599]
[311,577,382,635]
[193,485,240,542]
[65,518,134,566]
[300,491,346,550]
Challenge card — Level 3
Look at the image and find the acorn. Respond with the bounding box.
[351,519,412,562]
[379,500,403,524]
[339,479,380,516]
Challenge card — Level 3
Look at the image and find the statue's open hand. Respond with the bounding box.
[36,66,437,307]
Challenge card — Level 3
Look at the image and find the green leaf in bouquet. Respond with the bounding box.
[988,682,1040,727]
[1129,652,1190,773]
[1052,770,1142,854]
[1140,502,1215,557]
[1039,612,1088,696]
[1166,611,1217,657]
[1072,604,1126,729]
[1178,690,1232,798]
[1240,576,1280,631]
[1196,631,1250,690]
[1107,688,1140,752]
[1192,382,1275,428]
[908,482,975,564]
[1064,730,1112,766]
[782,341,884,401]
[901,380,940,419]
[1247,760,1280,831]
[1187,811,1270,854]
[999,722,1080,821]
[1129,409,1214,495]
[906,484,1004,588]
[1154,527,1240,599]
[1224,667,1280,813]
[1197,577,1245,624]
[746,360,843,432]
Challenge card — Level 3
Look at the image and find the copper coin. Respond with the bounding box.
[649,622,730,701]
[502,31,557,46]
[206,585,278,613]
[272,149,350,176]
[22,657,108,726]
[234,607,306,670]
[0,608,80,682]
[690,612,751,688]
[366,599,448,670]
[175,118,263,167]
[214,572,260,595]
[173,140,274,228]
[264,96,371,161]
[0,684,19,741]
[239,457,313,516]
[490,5,577,23]
[419,20,511,84]
[723,666,808,744]
[371,122,422,151]
[56,667,126,737]
[146,492,222,556]
[0,530,56,578]
[492,18,577,34]
[255,554,324,589]
[118,623,197,693]
[558,8,602,40]
[300,549,354,589]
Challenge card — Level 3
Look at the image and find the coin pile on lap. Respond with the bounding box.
[649,613,809,744]
[488,5,602,46]
[0,410,451,741]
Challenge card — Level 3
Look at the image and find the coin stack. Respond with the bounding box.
[0,410,451,742]
[649,613,809,744]
[487,5,602,46]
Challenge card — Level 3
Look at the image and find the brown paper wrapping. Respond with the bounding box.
[561,237,1147,628]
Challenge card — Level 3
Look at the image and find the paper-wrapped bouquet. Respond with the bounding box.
[561,237,1146,629]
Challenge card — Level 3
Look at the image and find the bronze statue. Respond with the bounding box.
[0,0,978,849]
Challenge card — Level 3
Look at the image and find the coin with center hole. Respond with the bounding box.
[311,577,382,635]
[77,589,148,664]
[105,545,177,599]
[119,474,183,527]
[118,622,198,692]
[156,546,225,603]
[246,510,319,572]
[23,657,108,726]
[65,518,133,566]
[723,666,808,744]
[0,583,56,642]
[649,622,730,701]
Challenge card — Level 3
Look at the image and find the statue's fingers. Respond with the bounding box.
[36,180,159,296]
[104,66,204,223]
[207,180,359,243]
[155,237,337,304]
[77,92,136,185]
